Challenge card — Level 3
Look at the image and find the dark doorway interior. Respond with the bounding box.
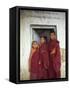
[32,28,56,42]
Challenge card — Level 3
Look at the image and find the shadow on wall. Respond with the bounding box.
[60,48,66,78]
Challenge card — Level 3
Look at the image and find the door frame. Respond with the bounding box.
[30,24,57,42]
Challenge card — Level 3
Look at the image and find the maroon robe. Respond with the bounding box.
[29,48,40,80]
[48,40,61,79]
[39,42,49,79]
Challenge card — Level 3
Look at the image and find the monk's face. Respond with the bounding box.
[32,42,38,49]
[40,37,46,44]
[50,33,56,40]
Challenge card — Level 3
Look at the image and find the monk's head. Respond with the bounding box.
[32,41,39,49]
[50,31,56,40]
[40,36,47,44]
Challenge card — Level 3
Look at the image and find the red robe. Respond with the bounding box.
[39,42,49,79]
[29,48,40,80]
[48,40,61,79]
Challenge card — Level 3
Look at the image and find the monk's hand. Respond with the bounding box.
[39,61,41,65]
[50,48,56,55]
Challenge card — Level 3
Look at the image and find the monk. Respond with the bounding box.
[48,31,61,79]
[39,36,49,79]
[29,41,40,80]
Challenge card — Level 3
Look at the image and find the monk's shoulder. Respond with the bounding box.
[56,40,60,47]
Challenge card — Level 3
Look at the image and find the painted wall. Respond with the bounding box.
[20,10,66,80]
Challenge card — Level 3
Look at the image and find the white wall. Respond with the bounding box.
[20,10,66,80]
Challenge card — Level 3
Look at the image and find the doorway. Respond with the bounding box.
[31,25,57,43]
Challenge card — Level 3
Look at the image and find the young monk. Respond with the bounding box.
[39,36,49,79]
[48,31,61,79]
[29,41,40,80]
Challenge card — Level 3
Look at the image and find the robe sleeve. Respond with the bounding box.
[40,48,49,69]
[53,42,61,72]
[28,49,33,72]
